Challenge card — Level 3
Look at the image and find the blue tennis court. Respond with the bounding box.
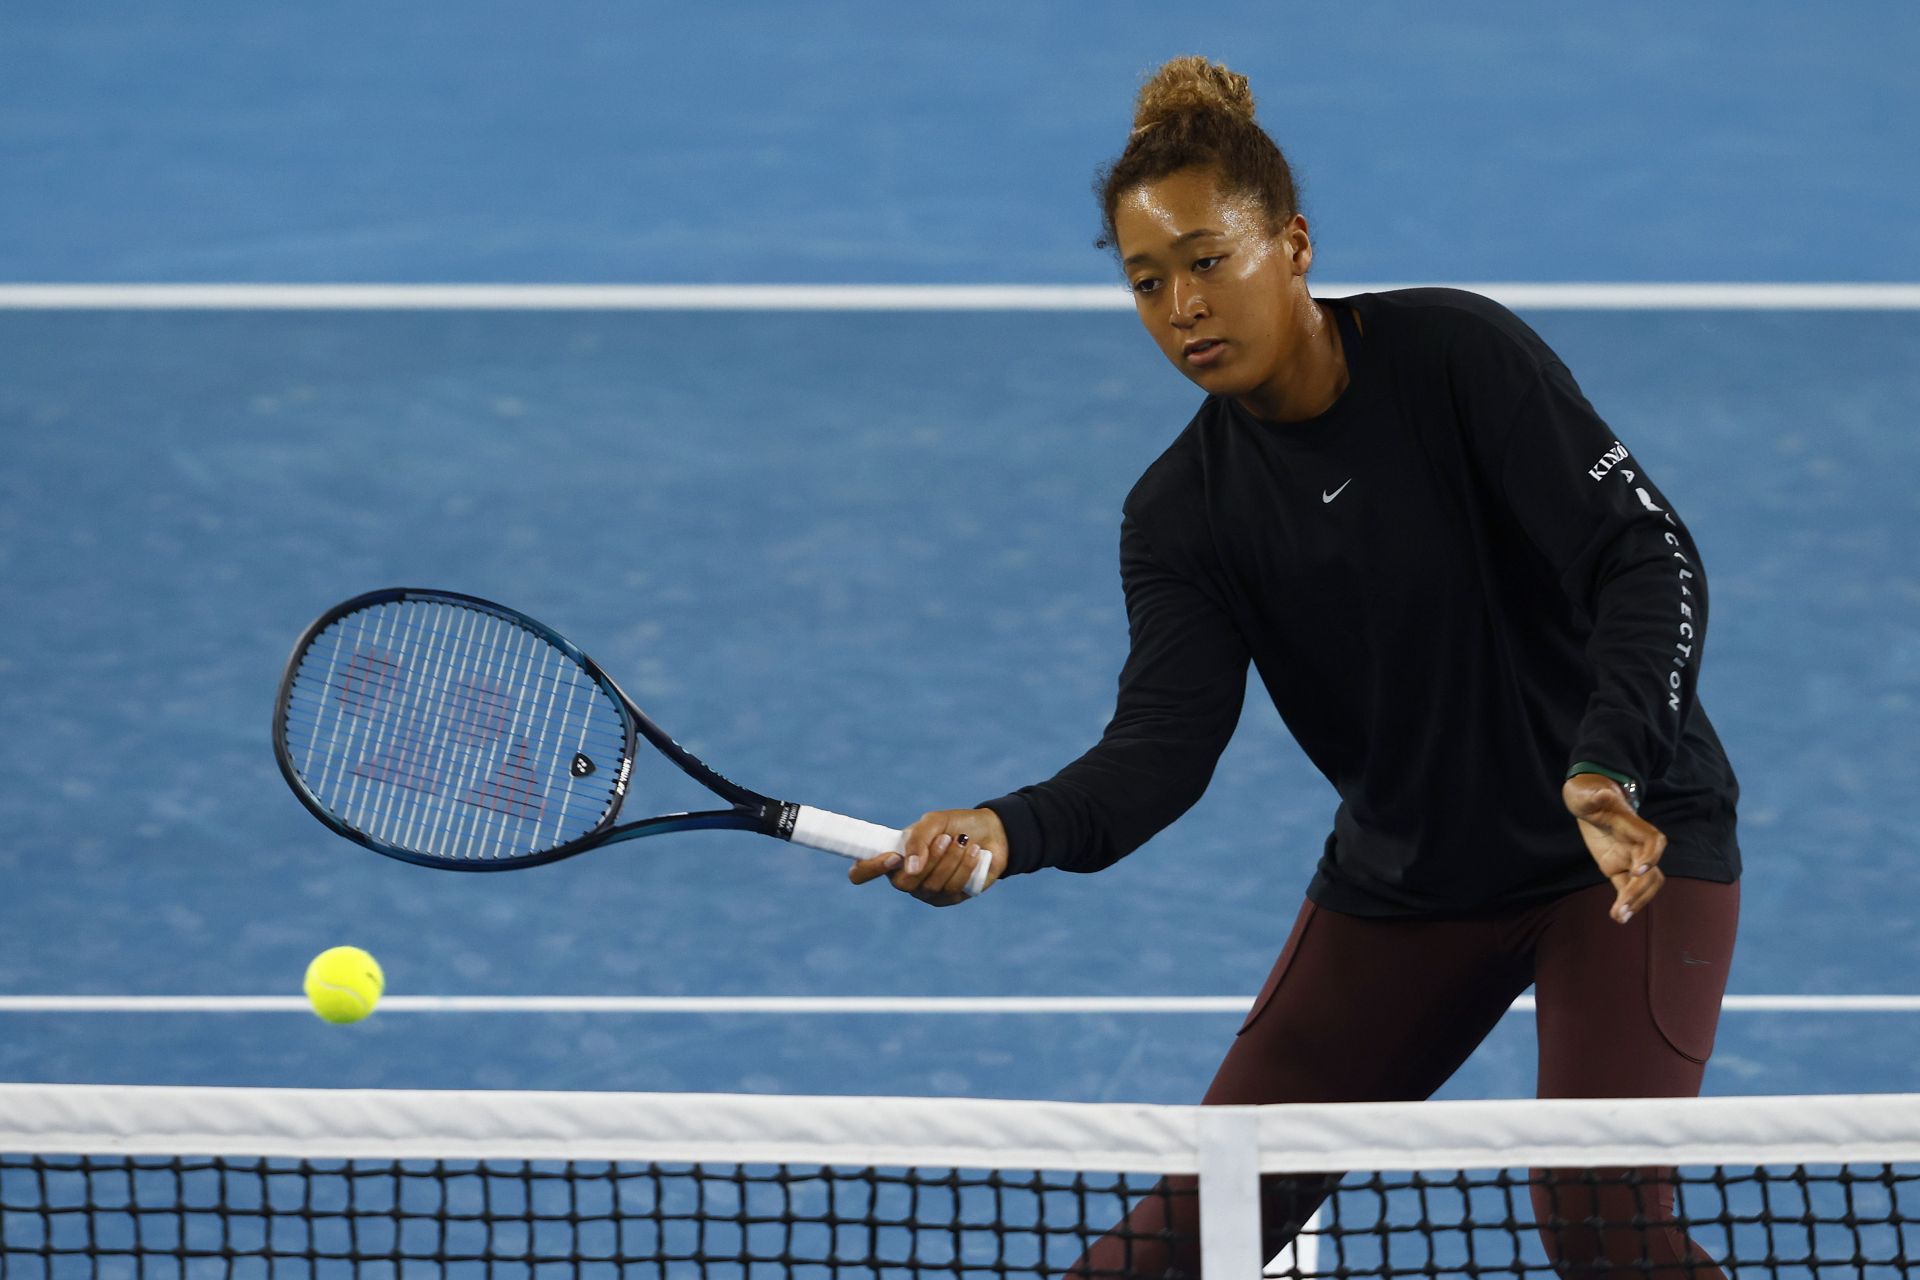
[2,1,1916,1115]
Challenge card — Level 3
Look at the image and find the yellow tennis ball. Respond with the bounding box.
[303,946,385,1024]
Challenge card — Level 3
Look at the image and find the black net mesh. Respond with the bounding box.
[3,1153,1917,1277]
[1294,1163,1917,1277]
[0,1157,1182,1278]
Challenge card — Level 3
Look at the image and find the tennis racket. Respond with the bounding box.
[272,588,991,894]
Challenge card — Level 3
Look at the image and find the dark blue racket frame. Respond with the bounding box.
[272,587,796,871]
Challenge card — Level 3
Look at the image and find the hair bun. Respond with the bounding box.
[1131,56,1256,135]
[1095,55,1297,255]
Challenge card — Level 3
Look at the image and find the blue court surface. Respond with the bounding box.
[1,3,1917,1107]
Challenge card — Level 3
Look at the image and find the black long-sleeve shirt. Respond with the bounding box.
[982,289,1739,916]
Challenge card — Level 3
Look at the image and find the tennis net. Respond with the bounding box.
[1,1083,1916,1276]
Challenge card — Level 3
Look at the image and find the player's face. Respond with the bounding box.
[1113,167,1314,398]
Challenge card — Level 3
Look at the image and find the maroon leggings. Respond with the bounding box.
[1070,876,1740,1278]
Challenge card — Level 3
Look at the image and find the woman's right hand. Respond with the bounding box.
[848,807,1009,906]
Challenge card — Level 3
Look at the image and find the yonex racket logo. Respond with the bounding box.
[613,756,632,796]
[571,753,597,778]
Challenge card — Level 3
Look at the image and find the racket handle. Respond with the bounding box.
[788,805,992,897]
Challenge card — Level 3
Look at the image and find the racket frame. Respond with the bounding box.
[273,588,798,873]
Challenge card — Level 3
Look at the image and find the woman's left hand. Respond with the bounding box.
[1563,774,1668,924]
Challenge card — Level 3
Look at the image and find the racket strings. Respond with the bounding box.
[281,599,629,862]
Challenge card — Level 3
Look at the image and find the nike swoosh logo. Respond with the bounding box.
[1322,479,1353,503]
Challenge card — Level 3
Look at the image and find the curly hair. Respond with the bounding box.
[1094,56,1301,256]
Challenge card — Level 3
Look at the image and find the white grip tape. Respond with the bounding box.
[789,806,992,897]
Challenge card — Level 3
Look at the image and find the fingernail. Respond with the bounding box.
[1634,864,1651,876]
[884,852,903,871]
[906,855,922,875]
[1617,907,1634,924]
[933,834,952,854]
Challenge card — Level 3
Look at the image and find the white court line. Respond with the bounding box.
[1,995,1916,1014]
[1,283,1919,310]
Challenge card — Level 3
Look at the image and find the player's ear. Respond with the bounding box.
[1280,214,1313,275]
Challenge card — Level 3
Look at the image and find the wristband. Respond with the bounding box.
[1566,761,1641,811]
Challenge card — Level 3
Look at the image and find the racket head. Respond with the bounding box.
[273,588,642,870]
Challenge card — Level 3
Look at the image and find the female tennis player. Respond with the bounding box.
[851,56,1740,1278]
